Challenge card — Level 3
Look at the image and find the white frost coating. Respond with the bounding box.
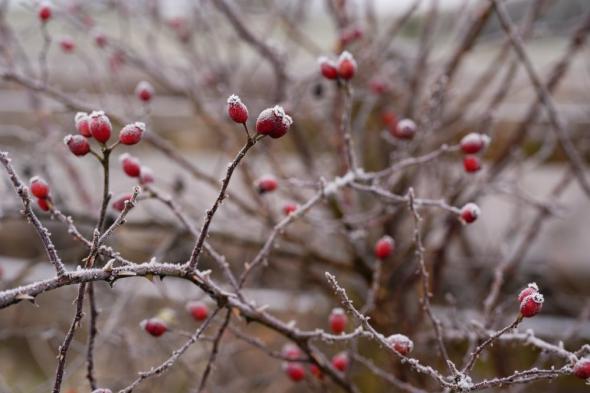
[74,112,88,123]
[133,121,146,132]
[89,110,105,118]
[386,334,414,351]
[324,171,355,196]
[272,105,293,127]
[462,203,480,218]
[456,374,473,391]
[331,307,345,315]
[136,80,154,93]
[530,293,544,304]
[29,175,41,183]
[461,132,481,145]
[338,50,357,66]
[317,56,335,65]
[481,134,491,147]
[63,135,73,144]
[119,152,131,162]
[227,94,242,105]
[527,282,539,291]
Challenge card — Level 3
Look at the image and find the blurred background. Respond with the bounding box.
[0,0,589,392]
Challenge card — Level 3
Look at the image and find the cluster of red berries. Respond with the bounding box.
[226,94,293,139]
[29,177,52,212]
[319,51,358,81]
[281,344,349,383]
[141,301,210,337]
[460,133,490,174]
[118,153,154,192]
[381,111,417,141]
[517,282,544,318]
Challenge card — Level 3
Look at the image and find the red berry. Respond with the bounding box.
[59,37,75,53]
[339,26,363,47]
[94,31,108,48]
[75,112,91,137]
[337,51,357,80]
[573,357,590,379]
[387,334,414,356]
[463,155,481,173]
[30,176,49,199]
[140,318,167,337]
[38,2,52,22]
[281,344,302,360]
[37,197,50,212]
[282,203,298,216]
[520,292,543,318]
[460,133,490,154]
[186,301,209,321]
[309,364,323,379]
[319,57,338,80]
[89,111,112,143]
[256,175,278,194]
[139,166,155,185]
[135,81,154,102]
[255,106,293,139]
[329,307,347,334]
[369,78,388,95]
[331,352,349,372]
[119,122,145,145]
[112,193,133,212]
[517,282,539,303]
[119,153,141,178]
[227,95,249,124]
[284,362,305,382]
[460,203,480,224]
[391,119,416,140]
[382,111,397,127]
[64,135,90,156]
[374,235,395,259]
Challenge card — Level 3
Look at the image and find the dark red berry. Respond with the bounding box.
[256,106,293,139]
[59,37,75,53]
[520,293,544,318]
[38,2,52,22]
[573,357,590,379]
[120,153,141,178]
[337,51,357,80]
[89,111,112,143]
[135,81,154,102]
[119,122,145,145]
[331,352,349,372]
[282,203,298,216]
[460,203,480,224]
[319,57,338,80]
[284,362,305,382]
[460,133,490,154]
[517,282,539,303]
[37,198,50,212]
[374,235,395,259]
[112,193,133,212]
[30,176,49,199]
[140,318,167,337]
[382,111,398,127]
[64,135,90,156]
[387,334,414,356]
[75,112,91,137]
[391,119,416,140]
[256,175,278,194]
[186,301,209,321]
[463,155,481,173]
[227,95,249,124]
[329,307,347,334]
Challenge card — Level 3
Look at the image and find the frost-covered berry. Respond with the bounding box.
[227,95,249,124]
[75,112,91,137]
[374,235,395,259]
[282,203,298,216]
[64,135,90,156]
[256,106,293,139]
[520,292,543,318]
[112,193,133,212]
[38,1,52,22]
[329,307,347,334]
[387,334,414,356]
[460,203,480,224]
[94,31,108,48]
[186,301,209,321]
[284,362,305,382]
[135,81,154,102]
[337,51,357,80]
[30,177,49,199]
[89,111,112,143]
[281,344,301,360]
[460,133,490,154]
[392,119,416,140]
[119,153,141,178]
[463,155,481,173]
[140,318,168,337]
[331,352,349,372]
[59,37,75,53]
[37,197,50,212]
[119,122,145,145]
[139,166,155,185]
[517,282,539,303]
[256,175,278,194]
[319,57,338,80]
[573,357,590,379]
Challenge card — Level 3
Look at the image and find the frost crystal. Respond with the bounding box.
[227,94,242,105]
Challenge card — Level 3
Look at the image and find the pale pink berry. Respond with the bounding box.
[30,176,49,199]
[94,31,108,48]
[120,153,141,178]
[520,293,544,318]
[112,193,133,212]
[387,334,414,356]
[227,95,248,124]
[460,203,480,224]
[59,36,75,53]
[337,51,357,80]
[135,81,154,102]
[329,307,347,334]
[119,122,145,145]
[75,112,91,137]
[374,235,395,259]
[64,135,90,156]
[89,111,112,143]
[256,106,293,139]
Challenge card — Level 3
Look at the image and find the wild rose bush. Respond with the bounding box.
[0,1,589,392]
